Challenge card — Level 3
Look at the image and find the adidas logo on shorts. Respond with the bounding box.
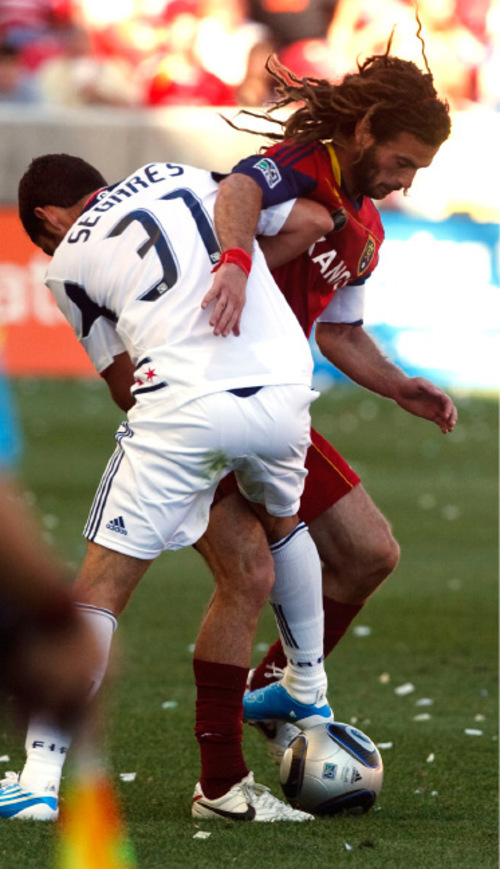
[106,516,128,535]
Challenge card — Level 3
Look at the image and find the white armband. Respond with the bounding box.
[256,200,296,236]
[317,284,365,324]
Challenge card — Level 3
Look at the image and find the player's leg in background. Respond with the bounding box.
[311,483,400,607]
[0,543,150,820]
[250,485,400,690]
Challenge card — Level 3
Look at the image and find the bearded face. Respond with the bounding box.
[348,132,440,201]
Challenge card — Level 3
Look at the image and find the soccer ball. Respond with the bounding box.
[280,722,383,816]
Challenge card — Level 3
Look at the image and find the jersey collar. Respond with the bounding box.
[325,142,342,186]
[325,141,365,211]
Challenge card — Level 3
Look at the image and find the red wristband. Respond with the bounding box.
[212,248,252,277]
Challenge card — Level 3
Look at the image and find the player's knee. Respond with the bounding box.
[322,524,399,601]
[354,521,400,588]
[214,549,274,614]
[248,554,276,609]
[374,529,400,580]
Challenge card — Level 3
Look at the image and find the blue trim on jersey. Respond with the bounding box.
[231,154,317,208]
[64,281,117,338]
[271,141,317,168]
[133,381,168,395]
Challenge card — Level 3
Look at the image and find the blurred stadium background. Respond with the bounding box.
[0,6,497,865]
[0,0,498,453]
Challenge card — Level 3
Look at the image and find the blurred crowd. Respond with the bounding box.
[0,0,498,110]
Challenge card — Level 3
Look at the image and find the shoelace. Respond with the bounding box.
[264,664,285,681]
[242,777,302,817]
[0,771,18,789]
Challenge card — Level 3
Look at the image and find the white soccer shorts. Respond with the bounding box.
[83,384,317,559]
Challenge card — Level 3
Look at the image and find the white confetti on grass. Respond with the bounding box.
[378,672,390,684]
[441,505,461,521]
[255,642,269,652]
[377,742,393,750]
[464,728,483,736]
[418,493,437,510]
[353,625,372,637]
[474,714,486,721]
[394,683,415,696]
[0,755,10,763]
[426,753,435,763]
[415,698,434,706]
[413,713,431,722]
[120,773,136,782]
[161,701,178,710]
[193,831,211,840]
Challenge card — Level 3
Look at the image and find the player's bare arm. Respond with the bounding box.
[258,199,334,271]
[101,352,136,412]
[315,321,457,434]
[202,174,262,337]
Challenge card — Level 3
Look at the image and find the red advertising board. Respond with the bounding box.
[0,208,95,377]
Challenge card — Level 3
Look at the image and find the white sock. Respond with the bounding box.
[20,604,117,795]
[269,522,327,704]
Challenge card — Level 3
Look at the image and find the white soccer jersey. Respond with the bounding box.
[45,162,313,411]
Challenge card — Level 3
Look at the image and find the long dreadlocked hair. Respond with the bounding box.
[225,21,451,150]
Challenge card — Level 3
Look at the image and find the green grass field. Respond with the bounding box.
[1,380,498,869]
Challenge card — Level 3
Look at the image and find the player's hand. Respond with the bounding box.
[201,263,247,337]
[394,377,458,433]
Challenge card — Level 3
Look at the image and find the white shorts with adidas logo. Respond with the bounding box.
[83,384,317,559]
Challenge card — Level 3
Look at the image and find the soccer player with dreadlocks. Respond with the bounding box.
[195,31,457,761]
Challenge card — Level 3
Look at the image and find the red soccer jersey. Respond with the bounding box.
[232,139,385,336]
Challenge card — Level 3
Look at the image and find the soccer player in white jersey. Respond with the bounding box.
[2,153,335,823]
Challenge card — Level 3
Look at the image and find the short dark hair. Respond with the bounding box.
[18,153,107,242]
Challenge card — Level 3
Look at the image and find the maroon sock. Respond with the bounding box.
[193,658,249,800]
[250,598,364,690]
[322,596,363,656]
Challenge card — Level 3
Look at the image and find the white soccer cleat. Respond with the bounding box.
[251,720,301,765]
[0,772,58,821]
[192,771,314,822]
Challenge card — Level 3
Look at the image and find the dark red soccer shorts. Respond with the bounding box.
[212,427,361,525]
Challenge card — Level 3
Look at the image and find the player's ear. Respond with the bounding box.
[354,117,375,150]
[34,205,66,232]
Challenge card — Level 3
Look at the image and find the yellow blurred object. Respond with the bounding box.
[56,769,136,869]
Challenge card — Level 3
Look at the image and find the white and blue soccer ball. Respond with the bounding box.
[280,722,383,816]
